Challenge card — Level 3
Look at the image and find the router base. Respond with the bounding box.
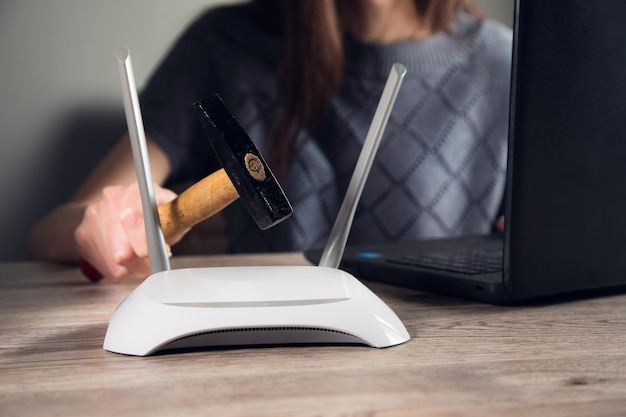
[103,265,410,356]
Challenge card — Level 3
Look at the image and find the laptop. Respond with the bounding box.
[306,0,626,303]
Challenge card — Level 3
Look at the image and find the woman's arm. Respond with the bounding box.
[27,133,174,279]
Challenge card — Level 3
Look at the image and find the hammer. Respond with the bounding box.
[159,94,293,237]
[80,94,292,281]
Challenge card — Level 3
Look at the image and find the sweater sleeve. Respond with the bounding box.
[139,2,281,185]
[140,8,217,181]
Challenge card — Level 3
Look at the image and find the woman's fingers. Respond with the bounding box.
[75,184,153,282]
[75,182,183,282]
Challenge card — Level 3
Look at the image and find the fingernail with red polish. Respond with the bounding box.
[79,257,104,283]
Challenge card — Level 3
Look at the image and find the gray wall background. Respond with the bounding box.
[0,0,514,261]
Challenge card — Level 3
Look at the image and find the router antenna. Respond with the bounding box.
[115,48,170,274]
[319,63,406,269]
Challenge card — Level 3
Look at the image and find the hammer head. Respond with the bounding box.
[193,94,293,230]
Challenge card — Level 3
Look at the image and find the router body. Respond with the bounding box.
[105,51,409,356]
[103,266,410,355]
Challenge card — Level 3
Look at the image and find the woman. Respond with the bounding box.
[27,0,512,281]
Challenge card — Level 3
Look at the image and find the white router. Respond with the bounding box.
[103,48,410,356]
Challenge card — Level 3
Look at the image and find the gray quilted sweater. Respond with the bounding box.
[141,2,513,253]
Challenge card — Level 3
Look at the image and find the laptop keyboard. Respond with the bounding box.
[387,247,503,275]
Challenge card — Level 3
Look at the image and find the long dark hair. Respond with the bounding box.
[271,0,479,177]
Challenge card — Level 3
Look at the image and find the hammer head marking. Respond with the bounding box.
[193,94,293,230]
[244,152,266,181]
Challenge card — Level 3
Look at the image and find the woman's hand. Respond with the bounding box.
[74,182,181,282]
[495,216,505,233]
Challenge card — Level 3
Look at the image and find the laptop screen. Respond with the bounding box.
[504,0,626,297]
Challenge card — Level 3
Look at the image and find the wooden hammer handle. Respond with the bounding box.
[158,168,239,240]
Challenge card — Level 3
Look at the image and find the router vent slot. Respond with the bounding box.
[161,326,363,352]
[178,326,357,340]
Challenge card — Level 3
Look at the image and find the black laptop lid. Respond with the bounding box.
[504,0,626,298]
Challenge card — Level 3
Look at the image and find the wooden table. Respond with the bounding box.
[1,254,625,416]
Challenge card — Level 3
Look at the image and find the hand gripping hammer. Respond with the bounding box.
[80,94,292,281]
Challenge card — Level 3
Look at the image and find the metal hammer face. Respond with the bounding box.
[192,94,292,230]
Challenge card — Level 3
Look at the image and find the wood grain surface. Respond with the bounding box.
[1,254,625,416]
